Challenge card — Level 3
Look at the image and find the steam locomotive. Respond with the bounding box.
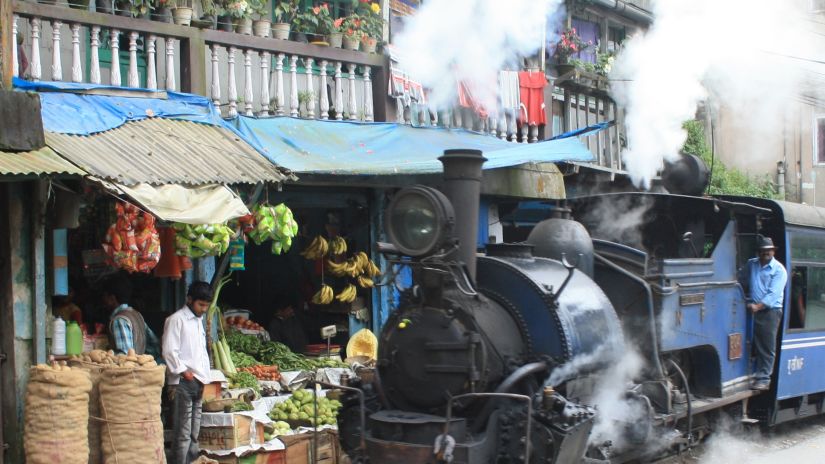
[335,149,825,463]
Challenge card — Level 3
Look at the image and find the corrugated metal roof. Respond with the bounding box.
[45,118,291,186]
[0,146,86,176]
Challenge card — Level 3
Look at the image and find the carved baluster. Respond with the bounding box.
[90,26,101,84]
[70,24,82,82]
[530,125,539,143]
[319,60,329,120]
[51,21,63,81]
[363,66,373,122]
[275,53,285,116]
[431,108,439,127]
[128,32,139,87]
[12,16,18,78]
[452,106,462,128]
[110,29,121,86]
[395,99,405,124]
[334,62,344,120]
[304,58,315,119]
[488,114,497,137]
[440,109,451,128]
[498,111,507,140]
[347,64,357,120]
[243,49,254,116]
[260,51,270,116]
[146,35,157,90]
[289,55,299,118]
[227,47,238,117]
[165,39,175,90]
[520,124,529,144]
[210,44,221,107]
[30,18,42,81]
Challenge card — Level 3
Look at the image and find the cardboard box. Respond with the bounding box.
[202,381,224,402]
[199,414,255,451]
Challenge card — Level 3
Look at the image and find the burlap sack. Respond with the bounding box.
[24,366,92,464]
[68,359,105,464]
[98,365,166,464]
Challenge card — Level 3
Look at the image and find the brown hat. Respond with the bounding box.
[758,236,776,250]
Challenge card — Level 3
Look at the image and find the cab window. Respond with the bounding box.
[789,230,825,330]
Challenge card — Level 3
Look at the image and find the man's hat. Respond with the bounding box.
[758,236,776,250]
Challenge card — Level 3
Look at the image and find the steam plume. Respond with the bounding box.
[393,0,565,112]
[611,0,816,189]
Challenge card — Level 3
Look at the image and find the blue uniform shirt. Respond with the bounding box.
[747,256,788,310]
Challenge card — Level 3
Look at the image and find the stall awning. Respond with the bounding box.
[46,118,290,186]
[234,117,594,175]
[0,146,86,177]
[96,181,251,224]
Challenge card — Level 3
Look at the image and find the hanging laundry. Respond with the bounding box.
[498,70,521,119]
[518,70,547,126]
[457,81,488,120]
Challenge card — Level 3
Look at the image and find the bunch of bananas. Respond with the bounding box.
[335,284,357,303]
[356,275,375,288]
[330,236,347,255]
[326,258,360,278]
[301,236,328,260]
[311,284,334,304]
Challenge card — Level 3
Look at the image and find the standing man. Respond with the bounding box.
[746,236,788,391]
[163,281,213,464]
[102,274,147,355]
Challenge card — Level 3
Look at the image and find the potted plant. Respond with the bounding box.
[151,0,173,22]
[554,28,591,75]
[311,3,334,46]
[67,0,92,10]
[340,15,362,51]
[215,0,234,31]
[272,0,299,40]
[115,0,151,17]
[227,0,252,34]
[96,0,114,13]
[291,9,318,43]
[166,0,193,25]
[200,0,224,29]
[297,90,313,118]
[249,0,270,37]
[357,1,383,54]
[328,17,344,48]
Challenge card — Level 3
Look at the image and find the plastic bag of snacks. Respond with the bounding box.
[101,202,161,273]
[172,223,235,257]
[243,203,299,255]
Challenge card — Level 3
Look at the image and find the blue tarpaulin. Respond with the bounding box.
[14,78,225,134]
[234,116,594,174]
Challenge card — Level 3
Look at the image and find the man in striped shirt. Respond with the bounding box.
[102,274,148,355]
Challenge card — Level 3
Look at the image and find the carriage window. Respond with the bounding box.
[789,230,825,330]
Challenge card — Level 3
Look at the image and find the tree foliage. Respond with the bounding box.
[682,120,777,199]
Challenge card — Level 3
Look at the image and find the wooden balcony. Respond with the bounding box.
[11,0,388,121]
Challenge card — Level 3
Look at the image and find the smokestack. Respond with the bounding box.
[439,149,487,283]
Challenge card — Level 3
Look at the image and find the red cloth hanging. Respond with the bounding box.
[457,81,489,120]
[518,71,547,126]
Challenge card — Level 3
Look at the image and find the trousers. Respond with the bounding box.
[753,309,782,383]
[169,378,204,464]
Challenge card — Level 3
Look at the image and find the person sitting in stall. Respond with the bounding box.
[268,299,308,354]
[53,287,83,324]
[101,273,153,355]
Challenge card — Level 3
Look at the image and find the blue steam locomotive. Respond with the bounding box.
[335,149,825,463]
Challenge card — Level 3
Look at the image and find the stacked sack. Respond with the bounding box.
[101,202,161,273]
[24,362,92,464]
[70,349,165,463]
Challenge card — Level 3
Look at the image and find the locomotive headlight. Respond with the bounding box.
[385,186,455,257]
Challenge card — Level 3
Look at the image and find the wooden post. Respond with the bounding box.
[0,0,12,88]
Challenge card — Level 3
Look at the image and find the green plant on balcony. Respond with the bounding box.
[312,3,335,36]
[555,28,591,65]
[298,90,314,117]
[225,0,251,18]
[201,0,225,18]
[273,0,300,24]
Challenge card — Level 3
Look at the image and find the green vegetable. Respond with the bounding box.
[211,342,222,371]
[228,372,260,394]
[222,338,236,373]
[230,401,253,412]
[230,351,261,368]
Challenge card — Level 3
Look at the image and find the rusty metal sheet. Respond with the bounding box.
[728,333,743,360]
[0,145,85,176]
[45,118,292,186]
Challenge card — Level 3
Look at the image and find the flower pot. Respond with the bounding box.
[362,37,377,54]
[342,36,360,51]
[115,1,131,16]
[151,7,173,23]
[95,0,113,14]
[327,32,343,48]
[555,63,576,77]
[272,22,290,40]
[253,19,271,38]
[200,15,218,30]
[234,17,253,35]
[67,0,91,10]
[172,7,193,26]
[217,15,234,32]
[292,32,308,43]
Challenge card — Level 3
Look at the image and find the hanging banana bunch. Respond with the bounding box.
[330,236,348,255]
[301,236,329,260]
[335,284,358,303]
[311,284,334,304]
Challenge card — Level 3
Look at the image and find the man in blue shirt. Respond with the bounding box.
[746,236,788,391]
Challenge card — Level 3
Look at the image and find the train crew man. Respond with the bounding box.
[746,236,788,391]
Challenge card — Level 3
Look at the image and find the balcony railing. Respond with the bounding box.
[11,1,387,121]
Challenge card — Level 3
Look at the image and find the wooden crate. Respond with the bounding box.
[280,430,340,464]
[198,414,255,451]
[206,450,286,464]
[202,381,224,402]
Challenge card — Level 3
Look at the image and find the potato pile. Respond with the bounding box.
[70,348,157,368]
[268,389,341,426]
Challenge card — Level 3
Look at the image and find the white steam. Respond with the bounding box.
[611,0,816,189]
[579,195,654,249]
[393,0,564,112]
[587,350,646,451]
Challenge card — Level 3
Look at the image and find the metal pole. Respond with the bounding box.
[312,380,368,460]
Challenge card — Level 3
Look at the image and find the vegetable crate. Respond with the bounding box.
[280,429,340,464]
[198,414,257,451]
[205,450,285,464]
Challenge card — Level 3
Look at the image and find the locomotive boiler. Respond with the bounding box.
[337,148,815,463]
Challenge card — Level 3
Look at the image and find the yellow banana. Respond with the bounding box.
[357,275,374,288]
[331,236,347,255]
[367,260,381,277]
[335,284,357,302]
[326,259,349,277]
